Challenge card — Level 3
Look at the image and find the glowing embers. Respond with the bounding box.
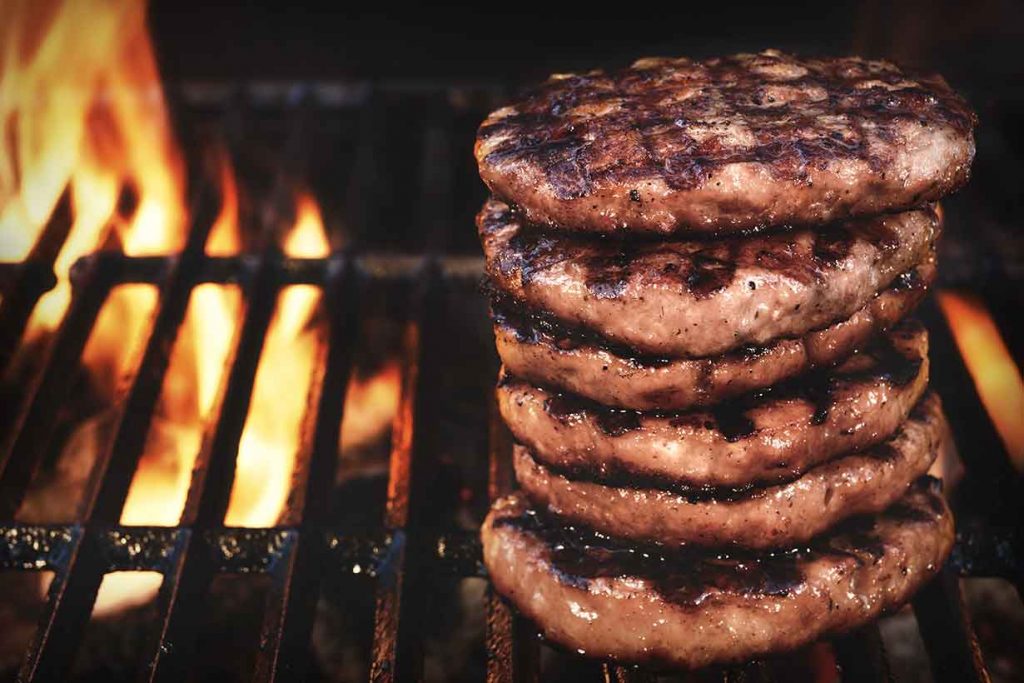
[937,290,1024,469]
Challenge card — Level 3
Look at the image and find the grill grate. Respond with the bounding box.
[0,83,1021,682]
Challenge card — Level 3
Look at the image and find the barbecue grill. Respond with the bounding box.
[2,16,1023,682]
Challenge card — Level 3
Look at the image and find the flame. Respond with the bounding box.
[937,290,1024,470]
[9,1,400,619]
[206,148,242,256]
[340,361,402,452]
[225,191,329,527]
[2,0,186,343]
[92,572,163,619]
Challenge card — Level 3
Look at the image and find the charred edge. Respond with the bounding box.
[478,55,975,197]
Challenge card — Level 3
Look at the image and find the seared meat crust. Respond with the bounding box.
[494,257,934,410]
[481,479,953,668]
[480,198,939,357]
[498,321,929,489]
[476,50,975,235]
[514,392,943,548]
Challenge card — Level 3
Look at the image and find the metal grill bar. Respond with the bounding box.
[15,190,220,682]
[486,396,540,683]
[912,567,992,683]
[145,255,283,682]
[252,259,358,682]
[0,255,117,520]
[0,193,70,373]
[369,263,444,682]
[833,625,893,682]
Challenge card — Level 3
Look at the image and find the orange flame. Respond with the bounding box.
[340,362,403,452]
[2,0,186,344]
[937,290,1024,470]
[225,191,328,527]
[7,1,401,618]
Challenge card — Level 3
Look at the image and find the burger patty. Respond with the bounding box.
[481,478,953,669]
[514,392,943,548]
[498,321,928,489]
[493,257,934,410]
[475,50,976,235]
[480,197,939,357]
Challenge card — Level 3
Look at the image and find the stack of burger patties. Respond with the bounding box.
[475,51,976,669]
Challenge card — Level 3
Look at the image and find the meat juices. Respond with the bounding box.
[474,50,975,669]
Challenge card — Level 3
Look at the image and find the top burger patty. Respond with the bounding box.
[476,50,975,235]
[480,197,938,357]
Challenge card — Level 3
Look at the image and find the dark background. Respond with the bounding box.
[148,1,1023,92]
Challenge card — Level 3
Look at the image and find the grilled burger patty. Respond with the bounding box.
[514,392,943,548]
[482,479,954,669]
[493,257,934,411]
[476,50,975,235]
[480,198,939,357]
[499,321,928,489]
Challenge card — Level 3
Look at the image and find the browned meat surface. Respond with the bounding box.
[499,321,928,489]
[476,50,975,235]
[481,479,954,668]
[480,198,939,357]
[494,257,934,410]
[514,392,943,548]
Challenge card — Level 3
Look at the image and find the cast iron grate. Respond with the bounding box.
[0,82,1021,683]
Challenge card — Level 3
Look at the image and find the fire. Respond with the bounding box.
[937,290,1024,470]
[225,191,329,527]
[2,0,187,343]
[340,361,403,452]
[7,0,401,620]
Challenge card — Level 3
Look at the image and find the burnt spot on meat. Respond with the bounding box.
[710,402,758,442]
[501,228,567,284]
[492,481,948,608]
[493,507,806,605]
[753,243,820,286]
[651,556,804,607]
[542,391,643,436]
[489,292,676,367]
[888,477,946,522]
[825,526,887,564]
[582,247,639,299]
[856,217,902,252]
[594,409,643,436]
[854,329,923,387]
[802,373,838,426]
[893,267,924,291]
[543,393,587,424]
[812,226,854,266]
[479,52,976,198]
[685,251,738,298]
[527,448,765,502]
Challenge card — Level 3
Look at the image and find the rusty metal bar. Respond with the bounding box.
[0,192,71,373]
[602,664,659,682]
[833,624,893,682]
[485,392,540,683]
[912,565,992,683]
[369,263,443,683]
[0,255,116,521]
[252,259,360,682]
[15,190,220,683]
[145,253,280,683]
